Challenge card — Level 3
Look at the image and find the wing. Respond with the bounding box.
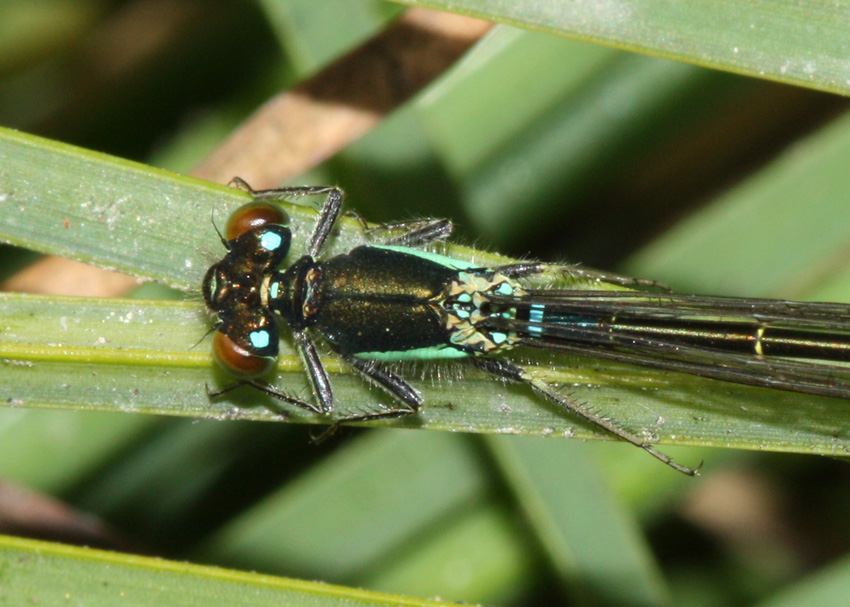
[481,290,850,399]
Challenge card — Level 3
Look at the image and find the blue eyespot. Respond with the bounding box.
[249,330,271,349]
[260,231,283,252]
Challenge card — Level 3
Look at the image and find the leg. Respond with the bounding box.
[382,219,453,247]
[310,355,422,442]
[472,357,700,476]
[293,330,335,415]
[228,177,345,258]
[345,212,454,247]
[206,381,322,415]
[341,354,422,417]
[494,262,669,291]
[304,187,344,258]
[229,177,340,201]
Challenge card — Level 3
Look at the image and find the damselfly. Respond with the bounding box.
[203,179,850,476]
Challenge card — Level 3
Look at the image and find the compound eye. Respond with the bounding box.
[212,329,276,379]
[226,201,289,242]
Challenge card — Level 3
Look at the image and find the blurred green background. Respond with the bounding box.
[2,1,850,606]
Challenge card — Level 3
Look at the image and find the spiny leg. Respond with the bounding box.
[229,177,340,201]
[293,330,335,415]
[305,194,451,252]
[206,381,322,415]
[350,214,455,247]
[304,187,345,258]
[310,356,422,441]
[339,354,422,420]
[472,357,700,476]
[495,262,669,291]
[384,219,453,246]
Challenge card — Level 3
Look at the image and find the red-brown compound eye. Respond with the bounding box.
[225,201,289,242]
[212,330,276,379]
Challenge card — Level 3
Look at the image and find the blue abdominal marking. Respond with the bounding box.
[529,304,545,334]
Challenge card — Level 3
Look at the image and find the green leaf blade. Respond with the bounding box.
[0,534,457,607]
[394,0,850,95]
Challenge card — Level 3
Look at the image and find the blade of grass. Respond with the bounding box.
[4,289,850,459]
[392,0,850,95]
[0,126,238,290]
[0,534,459,607]
[0,125,499,290]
